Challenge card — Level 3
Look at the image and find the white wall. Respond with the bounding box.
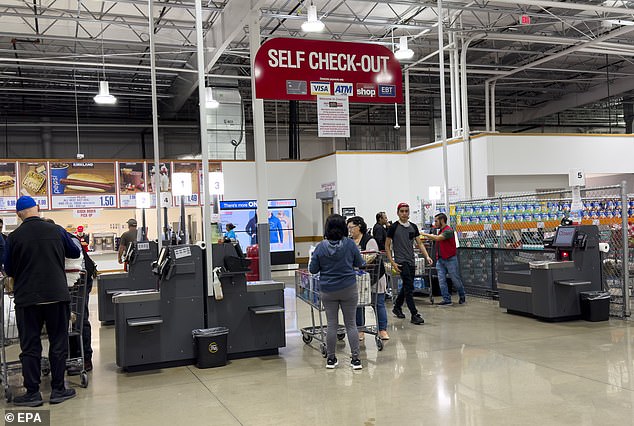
[335,152,409,224]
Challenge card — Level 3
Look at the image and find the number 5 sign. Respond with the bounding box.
[569,169,586,187]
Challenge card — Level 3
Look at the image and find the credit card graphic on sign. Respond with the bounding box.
[286,80,308,95]
[310,81,331,95]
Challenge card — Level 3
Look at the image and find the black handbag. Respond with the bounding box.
[224,256,250,272]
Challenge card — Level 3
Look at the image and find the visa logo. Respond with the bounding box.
[333,83,353,96]
[378,84,396,97]
[310,82,331,95]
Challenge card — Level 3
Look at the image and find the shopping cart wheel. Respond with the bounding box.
[80,372,89,388]
[320,343,327,358]
[336,333,346,341]
[302,333,313,344]
[41,366,50,376]
[376,337,384,351]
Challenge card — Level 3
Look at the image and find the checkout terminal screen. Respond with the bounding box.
[553,226,576,247]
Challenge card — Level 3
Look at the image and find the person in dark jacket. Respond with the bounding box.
[309,214,365,370]
[4,196,81,407]
[372,211,388,251]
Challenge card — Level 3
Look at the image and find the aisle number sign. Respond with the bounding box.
[254,38,403,103]
[569,169,586,187]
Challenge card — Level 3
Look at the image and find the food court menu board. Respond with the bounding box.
[18,162,49,210]
[147,162,171,208]
[0,162,17,211]
[118,162,146,208]
[51,162,118,209]
[173,162,200,206]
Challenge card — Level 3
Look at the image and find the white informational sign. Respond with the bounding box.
[571,186,584,213]
[0,198,16,211]
[317,95,350,138]
[136,192,151,209]
[119,194,137,209]
[52,194,116,209]
[428,186,442,201]
[160,192,172,208]
[73,209,100,219]
[569,169,586,187]
[171,172,193,196]
[173,246,191,259]
[209,172,224,195]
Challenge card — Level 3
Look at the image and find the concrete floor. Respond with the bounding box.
[2,286,634,425]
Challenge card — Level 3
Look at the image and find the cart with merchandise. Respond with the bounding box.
[385,249,434,305]
[356,250,387,351]
[295,265,376,356]
[67,270,90,388]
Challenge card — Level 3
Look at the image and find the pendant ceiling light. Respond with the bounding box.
[394,36,415,60]
[94,26,117,105]
[301,3,325,32]
[205,87,219,109]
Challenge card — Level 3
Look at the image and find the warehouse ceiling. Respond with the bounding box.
[2,0,634,133]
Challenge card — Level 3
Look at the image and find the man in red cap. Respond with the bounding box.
[76,225,89,253]
[385,202,433,325]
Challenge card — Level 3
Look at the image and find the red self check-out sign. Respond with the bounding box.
[254,38,403,103]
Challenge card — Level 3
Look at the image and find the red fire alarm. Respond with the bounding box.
[520,15,531,25]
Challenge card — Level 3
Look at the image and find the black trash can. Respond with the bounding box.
[192,327,229,368]
[579,291,610,322]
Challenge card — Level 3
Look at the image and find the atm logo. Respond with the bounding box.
[310,81,331,95]
[356,83,376,97]
[378,84,396,97]
[333,82,353,96]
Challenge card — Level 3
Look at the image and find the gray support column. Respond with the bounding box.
[249,11,271,281]
[195,0,214,287]
[41,117,52,158]
[148,0,163,246]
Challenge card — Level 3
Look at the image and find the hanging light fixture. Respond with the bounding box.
[94,26,117,105]
[205,87,219,109]
[394,36,414,60]
[301,3,325,32]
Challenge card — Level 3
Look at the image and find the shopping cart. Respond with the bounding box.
[356,250,386,351]
[67,270,89,389]
[385,250,434,305]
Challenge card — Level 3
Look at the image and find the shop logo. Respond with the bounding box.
[356,83,376,97]
[208,342,219,354]
[310,81,331,95]
[378,84,396,97]
[333,82,353,96]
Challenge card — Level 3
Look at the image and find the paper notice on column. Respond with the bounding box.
[317,95,350,138]
[571,185,583,212]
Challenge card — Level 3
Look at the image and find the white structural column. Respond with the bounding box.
[249,11,272,280]
[437,0,450,209]
[449,31,457,137]
[405,70,411,150]
[148,0,162,245]
[491,82,496,132]
[195,0,214,286]
[485,81,490,132]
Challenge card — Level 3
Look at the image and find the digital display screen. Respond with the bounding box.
[219,199,296,264]
[553,226,576,247]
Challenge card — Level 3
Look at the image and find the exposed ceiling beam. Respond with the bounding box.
[164,0,265,116]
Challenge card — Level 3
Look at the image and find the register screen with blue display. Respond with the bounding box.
[219,199,297,264]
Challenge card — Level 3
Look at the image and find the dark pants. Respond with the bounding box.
[16,302,70,393]
[394,263,418,316]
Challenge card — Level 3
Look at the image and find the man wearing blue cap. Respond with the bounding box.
[3,196,81,406]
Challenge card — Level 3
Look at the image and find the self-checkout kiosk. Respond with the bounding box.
[498,225,602,321]
[207,243,286,359]
[112,244,206,371]
[98,240,159,324]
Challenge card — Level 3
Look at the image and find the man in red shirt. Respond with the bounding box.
[422,213,466,306]
[76,225,89,253]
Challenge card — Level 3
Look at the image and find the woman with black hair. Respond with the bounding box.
[309,214,365,370]
[347,216,389,341]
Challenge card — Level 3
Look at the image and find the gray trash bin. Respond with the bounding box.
[192,327,229,368]
[579,291,610,322]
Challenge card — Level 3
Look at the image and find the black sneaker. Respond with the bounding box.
[49,388,76,404]
[13,391,43,407]
[459,297,466,305]
[411,314,425,325]
[350,358,362,370]
[326,356,338,369]
[438,300,453,306]
[392,307,406,319]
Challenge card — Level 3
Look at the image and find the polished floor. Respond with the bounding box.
[3,285,634,425]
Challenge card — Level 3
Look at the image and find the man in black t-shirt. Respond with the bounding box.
[372,211,388,251]
[385,203,432,325]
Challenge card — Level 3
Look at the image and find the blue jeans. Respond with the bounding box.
[436,256,466,303]
[356,293,387,331]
